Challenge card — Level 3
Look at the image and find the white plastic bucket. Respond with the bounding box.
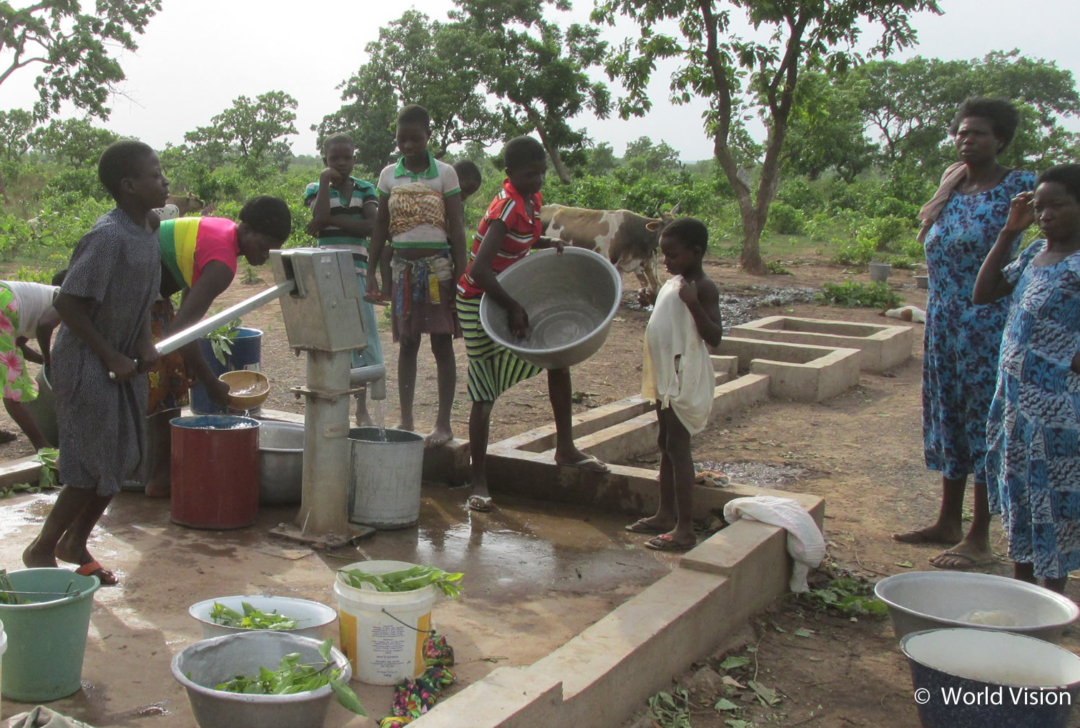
[333,561,436,686]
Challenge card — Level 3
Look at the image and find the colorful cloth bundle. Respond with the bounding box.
[378,632,456,728]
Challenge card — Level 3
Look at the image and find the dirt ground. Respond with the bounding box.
[2,254,1079,727]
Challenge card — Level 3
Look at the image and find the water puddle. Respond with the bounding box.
[0,493,53,538]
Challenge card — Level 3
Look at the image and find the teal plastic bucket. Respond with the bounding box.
[0,568,100,702]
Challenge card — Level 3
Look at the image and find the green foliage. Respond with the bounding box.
[452,0,611,183]
[317,10,500,167]
[803,578,890,616]
[184,92,298,174]
[818,281,902,309]
[765,260,792,275]
[0,1,162,121]
[206,318,243,366]
[210,602,299,631]
[214,639,365,716]
[645,689,691,728]
[0,448,61,498]
[767,203,805,235]
[14,267,52,283]
[338,565,464,599]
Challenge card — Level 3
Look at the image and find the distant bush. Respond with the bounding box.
[818,281,902,309]
[767,202,805,235]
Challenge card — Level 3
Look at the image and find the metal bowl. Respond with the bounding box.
[258,421,303,505]
[902,628,1080,728]
[187,595,337,640]
[875,571,1079,643]
[171,632,350,728]
[220,370,270,411]
[479,247,622,370]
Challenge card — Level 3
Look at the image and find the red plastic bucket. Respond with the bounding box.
[170,415,260,529]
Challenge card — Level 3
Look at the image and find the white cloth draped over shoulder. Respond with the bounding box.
[641,275,714,435]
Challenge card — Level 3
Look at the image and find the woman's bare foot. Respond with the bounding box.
[892,523,963,545]
[425,424,453,449]
[22,536,59,568]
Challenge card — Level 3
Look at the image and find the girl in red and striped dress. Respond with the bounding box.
[455,136,608,513]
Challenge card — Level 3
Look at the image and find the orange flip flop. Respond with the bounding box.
[75,560,119,587]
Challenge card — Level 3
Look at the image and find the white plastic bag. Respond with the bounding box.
[723,496,825,593]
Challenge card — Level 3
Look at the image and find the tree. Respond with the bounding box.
[186,91,298,173]
[583,141,618,177]
[29,117,118,168]
[317,11,500,171]
[452,0,611,184]
[0,0,161,120]
[780,70,874,182]
[851,52,1080,175]
[594,0,938,272]
[0,109,34,164]
[622,136,682,175]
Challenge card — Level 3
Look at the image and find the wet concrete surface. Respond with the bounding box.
[0,484,670,727]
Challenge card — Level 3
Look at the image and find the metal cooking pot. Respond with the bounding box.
[479,247,622,370]
[258,421,303,505]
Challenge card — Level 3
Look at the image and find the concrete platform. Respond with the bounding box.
[731,315,913,373]
[718,336,862,402]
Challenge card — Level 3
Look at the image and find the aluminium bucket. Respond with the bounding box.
[191,327,263,415]
[333,560,436,685]
[170,416,260,530]
[348,427,424,530]
[0,568,100,703]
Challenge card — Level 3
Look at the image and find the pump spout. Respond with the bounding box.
[350,365,387,400]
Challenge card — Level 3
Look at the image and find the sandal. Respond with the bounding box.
[0,429,17,444]
[644,534,696,552]
[75,559,119,587]
[467,495,493,513]
[625,519,666,534]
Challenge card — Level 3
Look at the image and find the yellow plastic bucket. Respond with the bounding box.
[333,561,436,686]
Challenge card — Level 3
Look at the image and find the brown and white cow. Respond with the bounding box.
[166,192,204,216]
[540,204,675,305]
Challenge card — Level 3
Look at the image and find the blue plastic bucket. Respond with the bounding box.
[190,327,263,415]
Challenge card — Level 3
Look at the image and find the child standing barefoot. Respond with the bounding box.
[22,140,166,586]
[457,136,609,512]
[626,218,722,551]
[366,105,467,448]
[974,164,1080,593]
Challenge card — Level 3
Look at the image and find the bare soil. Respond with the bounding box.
[2,254,1078,728]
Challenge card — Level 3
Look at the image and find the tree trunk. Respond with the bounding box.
[525,108,572,184]
[738,206,766,274]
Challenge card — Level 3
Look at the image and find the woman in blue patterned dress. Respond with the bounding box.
[974,165,1080,593]
[893,98,1036,570]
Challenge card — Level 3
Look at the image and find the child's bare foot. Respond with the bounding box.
[425,424,453,449]
[395,421,414,434]
[892,523,963,545]
[22,537,59,568]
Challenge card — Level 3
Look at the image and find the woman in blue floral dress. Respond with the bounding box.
[974,164,1080,594]
[893,98,1036,570]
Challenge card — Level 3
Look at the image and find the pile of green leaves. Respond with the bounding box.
[214,638,365,716]
[337,565,464,599]
[817,281,902,310]
[210,602,299,630]
[0,448,61,498]
[646,688,692,728]
[804,578,889,616]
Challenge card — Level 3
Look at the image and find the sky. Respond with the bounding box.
[1,0,1079,163]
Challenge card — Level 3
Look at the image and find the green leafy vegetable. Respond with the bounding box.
[0,569,25,605]
[0,448,61,498]
[337,565,464,599]
[209,602,300,630]
[206,316,242,366]
[214,638,364,716]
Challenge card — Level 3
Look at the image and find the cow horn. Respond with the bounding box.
[669,201,682,216]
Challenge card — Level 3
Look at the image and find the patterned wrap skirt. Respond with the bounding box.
[457,294,542,403]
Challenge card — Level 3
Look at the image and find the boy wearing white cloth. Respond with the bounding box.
[627,218,722,551]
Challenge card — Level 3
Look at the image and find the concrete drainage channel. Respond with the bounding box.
[376,316,912,728]
[0,316,912,728]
